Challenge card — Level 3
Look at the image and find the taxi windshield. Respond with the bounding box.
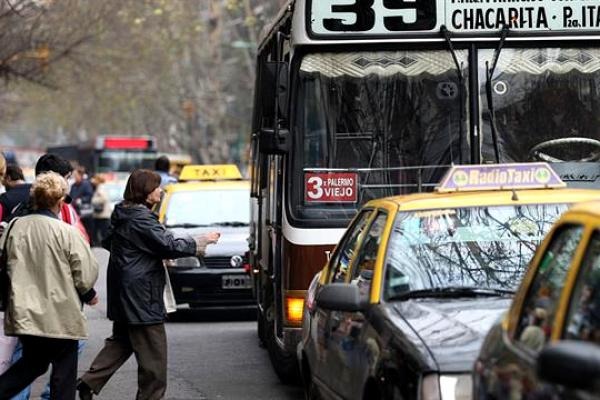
[384,203,568,300]
[164,189,250,228]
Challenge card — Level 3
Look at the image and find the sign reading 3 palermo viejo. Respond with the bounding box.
[309,0,600,36]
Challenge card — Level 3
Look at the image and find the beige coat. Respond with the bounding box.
[0,214,99,340]
[92,184,111,219]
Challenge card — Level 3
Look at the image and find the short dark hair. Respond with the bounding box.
[155,156,170,173]
[35,154,73,177]
[5,164,24,181]
[123,169,161,205]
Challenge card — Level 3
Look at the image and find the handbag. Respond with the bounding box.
[0,219,18,312]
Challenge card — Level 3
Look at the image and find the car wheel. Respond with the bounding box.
[301,360,320,400]
[266,320,301,385]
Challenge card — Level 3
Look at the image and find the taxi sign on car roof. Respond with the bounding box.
[436,163,566,193]
[179,164,242,181]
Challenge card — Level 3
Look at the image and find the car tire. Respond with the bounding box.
[266,320,301,385]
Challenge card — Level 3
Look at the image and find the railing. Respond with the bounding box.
[304,164,452,194]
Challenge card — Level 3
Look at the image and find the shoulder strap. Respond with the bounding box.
[1,218,19,256]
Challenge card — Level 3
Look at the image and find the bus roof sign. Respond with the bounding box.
[179,164,243,182]
[309,0,599,37]
[436,163,566,193]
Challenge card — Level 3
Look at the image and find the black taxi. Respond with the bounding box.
[297,163,600,400]
[157,164,253,311]
[473,200,600,399]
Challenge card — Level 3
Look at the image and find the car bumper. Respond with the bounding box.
[168,268,254,309]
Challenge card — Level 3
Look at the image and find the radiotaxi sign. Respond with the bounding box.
[437,163,565,193]
[305,173,358,203]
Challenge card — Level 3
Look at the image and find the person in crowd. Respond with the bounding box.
[70,165,95,238]
[0,172,99,400]
[77,169,219,400]
[155,156,176,187]
[0,154,5,190]
[90,175,110,247]
[0,165,29,222]
[3,154,90,400]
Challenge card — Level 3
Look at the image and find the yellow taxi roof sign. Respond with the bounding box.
[436,162,566,193]
[179,164,242,181]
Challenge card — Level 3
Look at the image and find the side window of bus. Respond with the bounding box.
[565,231,600,344]
[329,211,373,284]
[515,224,584,353]
[350,212,388,297]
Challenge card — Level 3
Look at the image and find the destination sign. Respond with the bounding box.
[305,173,358,203]
[309,0,600,36]
[436,163,565,193]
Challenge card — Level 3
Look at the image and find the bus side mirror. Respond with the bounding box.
[259,128,289,154]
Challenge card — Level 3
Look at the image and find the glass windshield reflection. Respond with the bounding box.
[384,203,569,300]
[480,48,600,163]
[165,189,250,228]
[292,51,468,222]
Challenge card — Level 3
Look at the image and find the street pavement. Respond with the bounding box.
[29,248,303,400]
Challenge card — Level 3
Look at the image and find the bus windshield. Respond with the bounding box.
[98,151,157,173]
[480,48,600,163]
[384,203,568,300]
[292,50,468,223]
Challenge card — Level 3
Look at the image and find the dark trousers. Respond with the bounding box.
[92,218,109,247]
[80,322,167,400]
[0,335,78,400]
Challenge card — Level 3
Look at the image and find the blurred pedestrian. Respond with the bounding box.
[3,154,91,400]
[0,154,5,195]
[0,172,99,400]
[90,175,110,247]
[77,169,219,400]
[0,165,28,222]
[70,165,95,238]
[155,156,176,187]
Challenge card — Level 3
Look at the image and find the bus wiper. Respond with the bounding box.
[486,25,510,163]
[440,25,464,164]
[216,221,249,227]
[389,286,515,301]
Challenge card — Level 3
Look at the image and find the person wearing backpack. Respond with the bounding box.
[0,165,29,223]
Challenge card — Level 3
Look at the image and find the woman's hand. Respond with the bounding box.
[205,232,220,244]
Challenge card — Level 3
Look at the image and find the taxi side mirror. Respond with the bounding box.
[316,283,368,312]
[537,341,600,391]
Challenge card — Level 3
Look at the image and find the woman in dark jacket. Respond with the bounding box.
[77,169,219,400]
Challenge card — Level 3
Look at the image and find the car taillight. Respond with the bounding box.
[285,296,304,324]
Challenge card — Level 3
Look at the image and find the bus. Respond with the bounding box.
[48,135,158,174]
[249,0,600,383]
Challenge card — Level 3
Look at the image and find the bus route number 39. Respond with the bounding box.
[305,173,358,203]
[311,0,437,34]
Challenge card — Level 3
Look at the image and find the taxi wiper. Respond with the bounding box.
[166,223,212,228]
[485,25,510,163]
[389,286,515,301]
[215,221,249,227]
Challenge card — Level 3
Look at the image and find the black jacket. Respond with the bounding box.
[0,184,31,222]
[103,202,196,325]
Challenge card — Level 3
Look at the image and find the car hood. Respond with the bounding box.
[171,226,249,257]
[390,297,511,372]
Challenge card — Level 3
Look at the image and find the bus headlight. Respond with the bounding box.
[165,257,202,268]
[421,374,472,400]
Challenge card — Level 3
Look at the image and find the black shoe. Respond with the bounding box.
[77,379,93,400]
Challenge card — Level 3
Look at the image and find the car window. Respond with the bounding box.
[329,210,373,283]
[565,231,600,344]
[350,213,388,297]
[516,224,583,353]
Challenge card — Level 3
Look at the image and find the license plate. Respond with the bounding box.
[221,274,252,289]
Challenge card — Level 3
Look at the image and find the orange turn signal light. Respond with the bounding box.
[285,296,304,324]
